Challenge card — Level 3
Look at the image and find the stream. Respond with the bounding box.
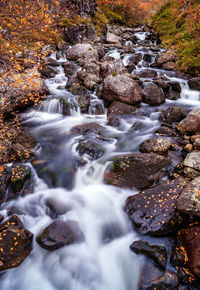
[0,29,200,290]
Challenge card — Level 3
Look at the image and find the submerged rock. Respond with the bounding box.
[139,137,172,154]
[130,240,167,269]
[103,74,143,105]
[36,220,84,251]
[125,177,188,235]
[104,153,171,189]
[0,215,33,271]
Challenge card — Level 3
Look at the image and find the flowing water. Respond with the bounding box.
[0,30,200,290]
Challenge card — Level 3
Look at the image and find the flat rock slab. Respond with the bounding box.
[0,215,33,271]
[125,178,188,236]
[36,220,84,251]
[104,153,171,189]
[178,225,200,277]
[177,177,200,216]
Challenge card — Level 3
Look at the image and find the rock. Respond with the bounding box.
[44,57,60,67]
[10,165,31,194]
[128,53,142,65]
[156,51,177,67]
[107,101,136,117]
[139,137,172,154]
[125,177,188,235]
[103,74,143,105]
[0,215,33,271]
[188,77,200,91]
[70,122,105,136]
[101,59,127,79]
[177,177,200,216]
[76,141,104,159]
[40,65,58,78]
[78,94,90,113]
[45,198,69,219]
[66,75,87,95]
[130,240,167,269]
[183,152,200,178]
[167,81,182,100]
[104,153,171,189]
[97,46,105,59]
[66,44,98,61]
[178,225,200,277]
[191,133,200,148]
[177,108,200,134]
[140,271,179,290]
[124,45,135,53]
[59,99,71,116]
[162,61,176,70]
[36,220,84,251]
[62,61,78,76]
[138,69,158,78]
[122,32,136,41]
[159,107,186,124]
[143,83,165,106]
[154,79,170,91]
[63,24,95,44]
[156,125,177,137]
[77,62,100,90]
[107,116,121,127]
[106,32,121,44]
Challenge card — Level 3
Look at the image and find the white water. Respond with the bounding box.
[0,31,200,290]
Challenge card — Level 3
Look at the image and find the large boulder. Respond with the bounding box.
[63,24,95,44]
[36,220,84,251]
[125,177,188,236]
[188,77,200,91]
[177,177,200,216]
[143,83,165,106]
[104,153,171,189]
[177,108,200,134]
[66,44,98,61]
[159,107,186,124]
[77,61,100,90]
[107,101,136,118]
[156,51,177,67]
[0,215,33,271]
[183,152,200,178]
[101,59,127,79]
[103,74,143,105]
[139,137,172,154]
[178,225,200,277]
[106,32,121,44]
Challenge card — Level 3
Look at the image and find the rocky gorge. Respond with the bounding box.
[0,15,200,290]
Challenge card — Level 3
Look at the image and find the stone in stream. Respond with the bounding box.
[104,153,171,190]
[106,32,121,44]
[143,83,166,106]
[10,165,31,194]
[178,225,200,277]
[128,53,142,65]
[125,177,188,236]
[177,177,200,216]
[156,51,177,67]
[138,69,158,78]
[159,107,186,125]
[154,79,170,92]
[70,122,105,136]
[43,57,60,67]
[130,240,167,269]
[36,220,84,251]
[177,108,200,134]
[101,59,127,79]
[78,94,90,114]
[76,141,104,160]
[107,116,121,127]
[166,81,182,100]
[62,61,78,76]
[66,44,98,61]
[66,75,87,95]
[77,62,100,90]
[0,215,33,271]
[107,101,137,117]
[103,74,143,105]
[40,65,59,78]
[97,46,105,59]
[188,77,200,91]
[139,137,172,154]
[162,61,176,70]
[183,152,200,178]
[45,198,70,219]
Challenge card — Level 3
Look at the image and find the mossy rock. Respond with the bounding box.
[10,165,31,193]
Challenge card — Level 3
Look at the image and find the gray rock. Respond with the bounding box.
[183,152,200,174]
[188,77,200,91]
[159,107,186,124]
[139,69,158,78]
[106,32,121,44]
[101,59,127,78]
[139,137,172,154]
[143,83,165,106]
[177,108,200,134]
[66,44,98,61]
[107,101,136,117]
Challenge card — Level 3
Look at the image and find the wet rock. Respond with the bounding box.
[63,24,95,45]
[143,83,165,106]
[188,77,200,91]
[10,165,31,194]
[155,125,177,137]
[45,198,69,219]
[107,101,136,117]
[76,141,104,159]
[41,65,59,78]
[139,260,164,290]
[66,44,98,61]
[178,225,200,277]
[36,220,84,251]
[162,61,176,70]
[59,99,71,116]
[177,177,200,216]
[66,75,87,95]
[154,79,170,92]
[139,137,172,154]
[0,215,33,271]
[62,61,78,76]
[106,32,121,44]
[159,107,186,125]
[156,51,177,67]
[139,69,158,78]
[126,63,136,73]
[191,133,200,148]
[124,45,135,53]
[130,240,167,269]
[167,81,181,100]
[97,46,105,59]
[101,59,127,79]
[177,108,200,134]
[128,53,142,65]
[103,74,143,105]
[140,271,179,290]
[44,57,60,67]
[125,177,188,235]
[78,94,90,113]
[77,62,100,90]
[70,122,105,136]
[183,152,200,178]
[107,116,120,127]
[104,153,171,189]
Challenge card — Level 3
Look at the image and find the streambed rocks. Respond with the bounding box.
[104,153,171,189]
[0,215,33,271]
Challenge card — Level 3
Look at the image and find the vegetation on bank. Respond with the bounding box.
[152,0,200,76]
